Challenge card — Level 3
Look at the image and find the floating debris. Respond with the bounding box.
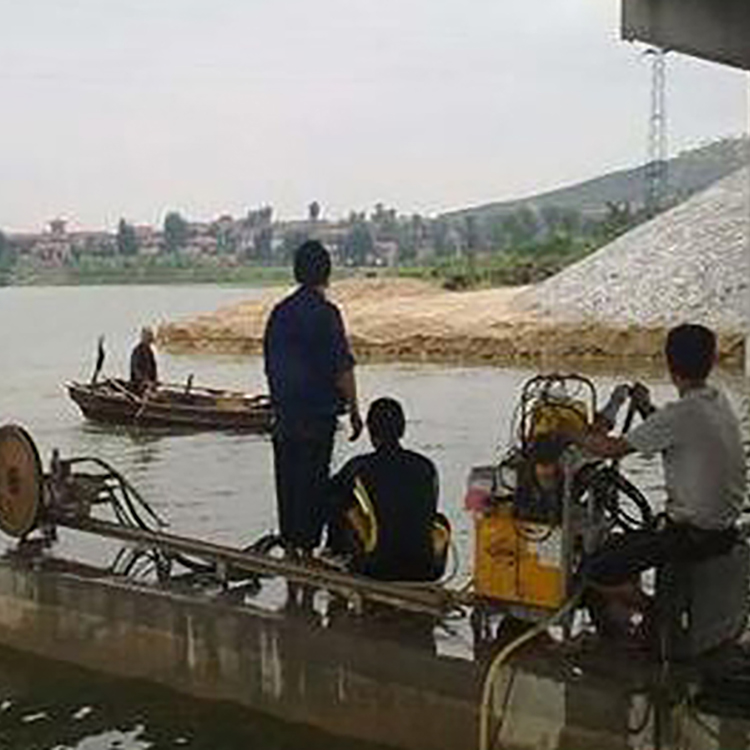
[21,711,49,723]
[73,705,94,720]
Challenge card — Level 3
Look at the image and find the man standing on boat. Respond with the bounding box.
[129,327,158,395]
[264,240,363,556]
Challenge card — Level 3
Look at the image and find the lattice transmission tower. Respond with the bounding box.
[644,48,668,217]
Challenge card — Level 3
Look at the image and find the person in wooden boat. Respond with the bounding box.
[263,240,363,556]
[566,324,745,641]
[129,327,158,395]
[325,397,450,582]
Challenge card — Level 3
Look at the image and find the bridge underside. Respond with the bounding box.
[622,0,750,71]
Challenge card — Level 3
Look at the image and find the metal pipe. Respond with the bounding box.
[59,515,467,617]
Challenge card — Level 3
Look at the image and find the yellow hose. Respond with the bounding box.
[478,590,583,750]
[351,476,378,554]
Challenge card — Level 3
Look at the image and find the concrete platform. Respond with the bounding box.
[0,552,748,750]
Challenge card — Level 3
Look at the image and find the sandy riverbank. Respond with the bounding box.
[156,278,745,371]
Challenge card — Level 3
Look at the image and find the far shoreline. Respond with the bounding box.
[156,278,746,375]
[1,264,296,288]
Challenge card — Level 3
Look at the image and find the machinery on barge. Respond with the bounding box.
[3,373,749,647]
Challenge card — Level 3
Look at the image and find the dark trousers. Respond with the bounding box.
[585,521,737,587]
[272,417,336,552]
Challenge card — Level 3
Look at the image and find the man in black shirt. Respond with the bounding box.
[264,240,362,554]
[129,327,158,395]
[327,398,444,581]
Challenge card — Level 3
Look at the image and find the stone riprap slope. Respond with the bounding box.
[513,168,749,332]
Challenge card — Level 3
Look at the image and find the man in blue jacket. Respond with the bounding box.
[264,240,362,555]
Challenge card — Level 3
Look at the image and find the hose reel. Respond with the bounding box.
[0,423,167,545]
[0,425,44,538]
[0,423,261,589]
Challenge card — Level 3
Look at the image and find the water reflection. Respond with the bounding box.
[80,423,165,468]
[0,646,389,750]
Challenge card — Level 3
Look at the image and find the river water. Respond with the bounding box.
[0,284,747,749]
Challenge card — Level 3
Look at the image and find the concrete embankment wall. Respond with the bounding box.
[0,558,480,750]
[0,556,726,748]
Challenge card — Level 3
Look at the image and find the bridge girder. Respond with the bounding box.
[622,0,750,71]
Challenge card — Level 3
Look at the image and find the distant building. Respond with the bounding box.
[49,218,67,237]
[276,219,347,262]
[17,219,74,265]
[134,225,162,256]
[70,231,116,256]
[373,240,399,267]
[182,235,218,257]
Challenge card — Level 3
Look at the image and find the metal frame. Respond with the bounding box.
[57,516,463,617]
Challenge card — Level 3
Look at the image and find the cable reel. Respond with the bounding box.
[0,423,266,591]
[0,425,45,538]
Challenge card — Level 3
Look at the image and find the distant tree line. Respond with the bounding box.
[0,199,647,278]
[0,229,9,264]
[116,219,139,256]
[0,230,11,281]
[3,135,747,281]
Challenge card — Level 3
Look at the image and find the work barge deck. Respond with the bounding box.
[1,423,750,750]
[2,542,750,750]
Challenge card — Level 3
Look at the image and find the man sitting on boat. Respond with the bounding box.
[325,397,450,582]
[568,324,746,640]
[129,327,158,395]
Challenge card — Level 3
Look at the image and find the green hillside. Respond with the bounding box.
[443,137,749,223]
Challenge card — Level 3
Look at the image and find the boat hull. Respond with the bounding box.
[67,381,273,433]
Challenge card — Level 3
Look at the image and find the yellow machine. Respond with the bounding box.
[528,398,588,442]
[470,375,596,614]
[474,504,565,609]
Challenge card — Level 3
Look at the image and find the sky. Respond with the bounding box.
[0,0,747,232]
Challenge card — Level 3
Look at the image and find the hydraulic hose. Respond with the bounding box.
[478,588,583,750]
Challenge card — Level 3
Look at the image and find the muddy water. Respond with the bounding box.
[0,284,747,749]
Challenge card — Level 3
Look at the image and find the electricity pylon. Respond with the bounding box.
[644,47,668,217]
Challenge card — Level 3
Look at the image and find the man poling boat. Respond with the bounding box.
[129,326,159,396]
[66,333,273,433]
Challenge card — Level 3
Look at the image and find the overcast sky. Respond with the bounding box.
[0,0,747,231]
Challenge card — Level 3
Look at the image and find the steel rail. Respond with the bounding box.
[57,515,469,617]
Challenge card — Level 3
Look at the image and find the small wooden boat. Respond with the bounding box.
[66,378,273,433]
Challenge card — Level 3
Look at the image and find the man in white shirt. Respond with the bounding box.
[570,324,746,638]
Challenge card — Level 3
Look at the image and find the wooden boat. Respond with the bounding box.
[66,378,273,432]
